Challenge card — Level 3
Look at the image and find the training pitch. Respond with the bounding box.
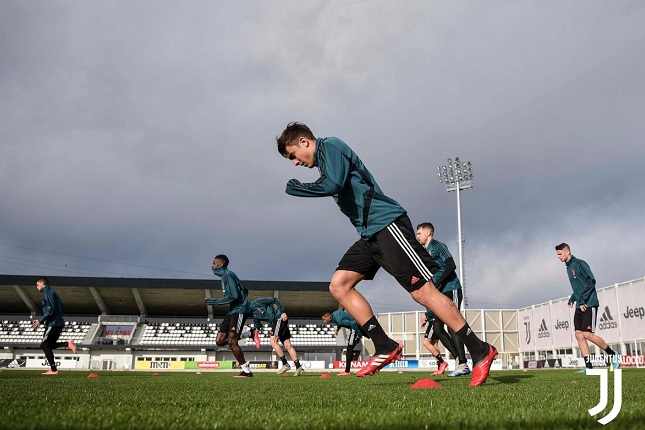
[1,369,644,429]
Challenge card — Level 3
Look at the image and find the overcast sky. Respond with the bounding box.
[1,1,644,314]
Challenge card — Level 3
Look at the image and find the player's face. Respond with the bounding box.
[416,228,432,247]
[284,138,315,168]
[556,249,570,263]
[35,280,45,292]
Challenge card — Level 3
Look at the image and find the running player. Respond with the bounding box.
[32,277,77,375]
[205,254,253,378]
[277,122,496,385]
[416,222,470,377]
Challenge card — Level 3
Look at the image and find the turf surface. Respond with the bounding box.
[1,369,644,429]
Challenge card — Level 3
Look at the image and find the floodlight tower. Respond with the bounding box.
[437,157,473,309]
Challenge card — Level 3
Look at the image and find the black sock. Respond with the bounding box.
[279,356,288,365]
[294,360,301,369]
[455,323,486,361]
[434,354,444,364]
[604,347,615,355]
[584,356,593,369]
[361,316,397,354]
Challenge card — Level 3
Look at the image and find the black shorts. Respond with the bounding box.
[336,215,441,292]
[219,313,248,335]
[346,329,363,347]
[41,325,63,347]
[270,318,291,343]
[442,289,463,311]
[423,318,439,341]
[574,306,598,332]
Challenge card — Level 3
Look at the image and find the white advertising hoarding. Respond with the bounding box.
[596,287,621,344]
[532,304,552,350]
[518,307,534,352]
[616,280,645,341]
[550,298,573,348]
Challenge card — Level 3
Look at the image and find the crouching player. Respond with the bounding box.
[322,310,370,376]
[244,297,305,376]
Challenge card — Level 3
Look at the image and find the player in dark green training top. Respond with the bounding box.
[416,222,470,377]
[277,122,496,385]
[245,297,304,376]
[555,243,619,372]
[323,310,369,376]
[205,254,253,378]
[32,277,77,375]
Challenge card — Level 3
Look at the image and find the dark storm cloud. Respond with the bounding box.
[1,1,644,313]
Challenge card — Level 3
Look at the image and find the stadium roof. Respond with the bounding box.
[0,275,337,318]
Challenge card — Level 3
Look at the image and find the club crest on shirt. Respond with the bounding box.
[571,269,576,278]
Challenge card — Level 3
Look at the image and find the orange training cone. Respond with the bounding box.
[410,379,443,389]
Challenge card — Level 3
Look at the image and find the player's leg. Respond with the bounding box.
[216,316,231,347]
[282,338,304,376]
[431,318,458,358]
[331,241,400,357]
[376,215,496,385]
[280,323,302,372]
[423,324,448,375]
[443,290,470,376]
[272,320,291,374]
[573,308,593,372]
[40,326,63,374]
[340,331,360,375]
[580,307,618,368]
[227,314,252,377]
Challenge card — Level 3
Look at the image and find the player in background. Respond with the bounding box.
[555,243,620,373]
[242,297,305,376]
[32,277,77,375]
[322,310,370,376]
[205,254,253,378]
[416,222,470,377]
[277,122,496,385]
[420,309,453,375]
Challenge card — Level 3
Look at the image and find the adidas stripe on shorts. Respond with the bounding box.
[336,214,441,292]
[573,306,598,332]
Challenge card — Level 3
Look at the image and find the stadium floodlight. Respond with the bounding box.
[437,157,473,309]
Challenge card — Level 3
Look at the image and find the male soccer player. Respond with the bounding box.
[420,309,451,375]
[416,222,470,377]
[277,122,496,385]
[205,254,253,378]
[322,310,369,376]
[555,243,619,373]
[32,277,77,375]
[244,297,305,376]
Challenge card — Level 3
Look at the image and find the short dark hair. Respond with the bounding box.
[276,122,316,157]
[417,222,434,233]
[555,243,570,251]
[37,276,49,286]
[214,254,229,267]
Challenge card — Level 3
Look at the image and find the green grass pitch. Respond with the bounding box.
[1,369,644,429]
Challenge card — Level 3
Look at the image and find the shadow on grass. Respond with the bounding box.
[490,373,536,384]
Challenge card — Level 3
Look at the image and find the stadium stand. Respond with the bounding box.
[0,274,350,370]
[0,319,91,345]
[137,321,337,347]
